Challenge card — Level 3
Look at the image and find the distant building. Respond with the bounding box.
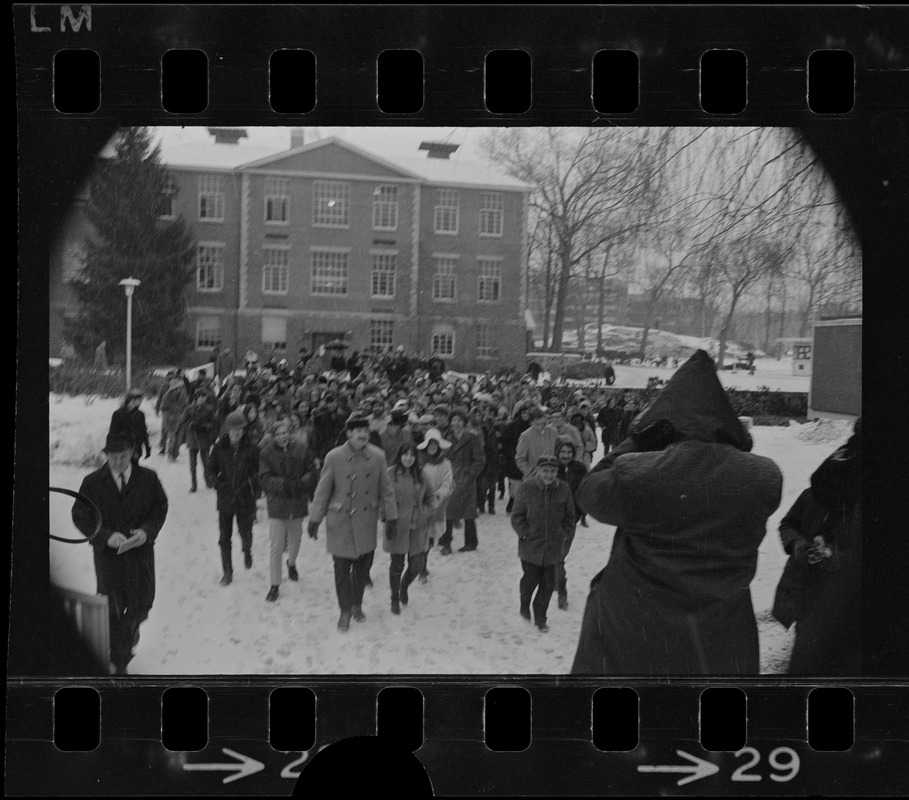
[49,133,534,373]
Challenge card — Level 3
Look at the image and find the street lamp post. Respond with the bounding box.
[118,277,141,391]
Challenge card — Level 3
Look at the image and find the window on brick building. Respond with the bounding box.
[159,174,178,219]
[369,319,395,353]
[372,185,398,230]
[432,255,457,302]
[264,176,290,224]
[262,246,289,294]
[198,174,225,221]
[262,316,287,353]
[431,326,455,357]
[433,189,459,234]
[313,180,350,227]
[196,243,224,292]
[370,252,397,298]
[476,323,499,358]
[477,257,502,303]
[311,249,349,295]
[479,191,504,236]
[195,316,222,351]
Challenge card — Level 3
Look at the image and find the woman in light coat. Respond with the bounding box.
[416,428,453,583]
[383,442,429,614]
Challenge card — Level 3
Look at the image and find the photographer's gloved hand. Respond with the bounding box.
[632,418,678,451]
[307,520,320,540]
[385,519,397,540]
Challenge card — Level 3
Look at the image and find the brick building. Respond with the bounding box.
[50,131,533,373]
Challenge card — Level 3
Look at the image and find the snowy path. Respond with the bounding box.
[48,394,851,675]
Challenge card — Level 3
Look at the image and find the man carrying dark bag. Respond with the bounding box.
[210,410,261,586]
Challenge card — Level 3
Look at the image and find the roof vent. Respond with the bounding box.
[207,127,248,145]
[419,141,460,159]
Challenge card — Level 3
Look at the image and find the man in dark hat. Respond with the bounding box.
[308,412,398,631]
[71,432,169,675]
[571,350,782,675]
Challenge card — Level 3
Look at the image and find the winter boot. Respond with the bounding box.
[520,605,531,621]
[244,551,253,570]
[352,604,365,622]
[536,619,549,633]
[391,598,401,615]
[558,593,569,610]
[337,611,351,632]
[287,561,298,581]
[266,585,279,602]
[220,572,233,586]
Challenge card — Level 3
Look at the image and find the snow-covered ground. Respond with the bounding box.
[47,379,852,676]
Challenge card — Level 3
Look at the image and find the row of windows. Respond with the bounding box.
[195,245,504,303]
[169,176,506,237]
[195,317,499,359]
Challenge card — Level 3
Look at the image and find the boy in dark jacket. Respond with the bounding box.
[210,410,261,585]
[510,454,576,632]
[554,436,587,609]
[109,387,151,463]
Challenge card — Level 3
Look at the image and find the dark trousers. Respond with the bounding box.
[440,518,478,549]
[520,560,556,624]
[333,553,372,612]
[108,595,151,671]
[390,552,427,600]
[497,473,506,496]
[218,509,254,575]
[556,560,567,596]
[189,446,213,488]
[477,472,499,511]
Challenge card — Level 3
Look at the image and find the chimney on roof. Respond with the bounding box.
[290,128,306,150]
[207,127,248,145]
[419,141,460,160]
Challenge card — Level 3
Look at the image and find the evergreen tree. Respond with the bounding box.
[65,127,195,366]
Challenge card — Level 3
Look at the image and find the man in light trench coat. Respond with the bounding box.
[308,413,398,631]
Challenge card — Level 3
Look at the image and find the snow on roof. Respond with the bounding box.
[157,136,532,189]
[159,142,287,170]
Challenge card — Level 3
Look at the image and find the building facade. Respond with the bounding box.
[50,135,533,374]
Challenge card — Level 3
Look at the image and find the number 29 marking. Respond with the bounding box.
[732,747,800,782]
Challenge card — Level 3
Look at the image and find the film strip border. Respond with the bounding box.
[14,5,909,121]
[6,681,908,794]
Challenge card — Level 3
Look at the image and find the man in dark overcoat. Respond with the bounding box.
[109,387,151,462]
[210,410,261,585]
[439,409,486,555]
[572,350,782,675]
[71,433,169,674]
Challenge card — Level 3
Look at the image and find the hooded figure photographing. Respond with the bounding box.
[572,350,783,675]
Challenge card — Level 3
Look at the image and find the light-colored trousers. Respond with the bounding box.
[269,517,303,586]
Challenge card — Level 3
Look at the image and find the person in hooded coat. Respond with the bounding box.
[572,350,783,675]
[771,419,862,676]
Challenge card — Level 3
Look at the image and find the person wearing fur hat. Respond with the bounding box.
[771,418,862,675]
[416,427,454,582]
[572,350,783,675]
[510,454,576,632]
[307,413,398,631]
[210,410,261,585]
[71,432,169,674]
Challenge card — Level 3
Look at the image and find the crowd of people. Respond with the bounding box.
[71,345,861,676]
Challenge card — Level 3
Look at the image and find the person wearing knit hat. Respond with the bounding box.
[109,387,151,463]
[510,452,576,632]
[210,407,261,585]
[571,350,783,675]
[308,408,398,631]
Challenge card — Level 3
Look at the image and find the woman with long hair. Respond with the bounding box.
[383,442,429,614]
[416,428,453,583]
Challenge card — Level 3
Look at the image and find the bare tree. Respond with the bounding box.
[480,128,668,351]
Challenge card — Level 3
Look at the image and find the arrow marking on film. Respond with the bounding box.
[183,748,265,784]
[637,749,720,786]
